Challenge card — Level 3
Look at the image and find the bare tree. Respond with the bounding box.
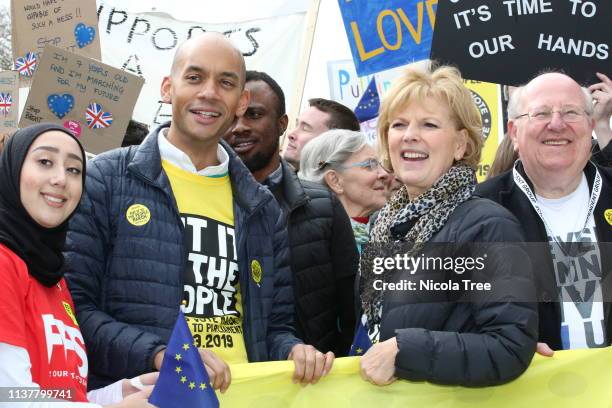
[0,6,12,70]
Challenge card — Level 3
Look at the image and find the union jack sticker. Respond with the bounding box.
[85,102,113,129]
[14,52,38,77]
[0,93,12,116]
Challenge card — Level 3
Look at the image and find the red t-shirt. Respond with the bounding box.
[0,244,88,402]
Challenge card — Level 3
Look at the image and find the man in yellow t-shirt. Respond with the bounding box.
[65,33,331,392]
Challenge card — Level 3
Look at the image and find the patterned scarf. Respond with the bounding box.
[360,164,476,332]
[350,218,370,254]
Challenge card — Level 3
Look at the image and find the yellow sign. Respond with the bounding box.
[604,209,612,226]
[251,260,262,285]
[220,348,612,407]
[62,301,79,326]
[463,80,501,182]
[126,204,151,226]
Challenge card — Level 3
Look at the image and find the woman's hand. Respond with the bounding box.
[108,386,155,407]
[360,337,399,386]
[122,372,159,397]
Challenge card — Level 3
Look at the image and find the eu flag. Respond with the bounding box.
[353,77,380,123]
[349,316,373,356]
[149,311,219,408]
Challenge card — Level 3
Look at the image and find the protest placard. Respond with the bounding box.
[10,0,101,87]
[463,80,500,181]
[20,45,144,154]
[97,0,306,126]
[327,59,422,144]
[337,0,436,77]
[327,59,417,111]
[430,1,611,85]
[0,71,19,135]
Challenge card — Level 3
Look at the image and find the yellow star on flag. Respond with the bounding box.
[356,348,364,355]
[175,366,182,374]
[180,376,187,383]
[189,382,196,390]
[199,383,207,390]
[175,353,182,361]
[182,343,190,350]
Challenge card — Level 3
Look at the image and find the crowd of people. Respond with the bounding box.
[0,31,611,406]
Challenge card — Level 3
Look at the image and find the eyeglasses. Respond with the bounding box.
[318,158,382,172]
[337,159,382,171]
[514,106,589,123]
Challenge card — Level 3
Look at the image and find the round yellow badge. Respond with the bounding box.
[251,260,262,285]
[126,204,151,226]
[605,209,612,226]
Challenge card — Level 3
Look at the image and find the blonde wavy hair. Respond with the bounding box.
[377,65,484,171]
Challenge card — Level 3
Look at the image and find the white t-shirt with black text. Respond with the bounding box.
[536,174,606,349]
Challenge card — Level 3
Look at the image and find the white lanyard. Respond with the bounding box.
[512,162,601,254]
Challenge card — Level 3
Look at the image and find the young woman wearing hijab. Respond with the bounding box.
[0,123,155,407]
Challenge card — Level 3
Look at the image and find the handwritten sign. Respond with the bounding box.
[430,0,611,85]
[20,45,144,154]
[0,71,19,135]
[97,0,306,127]
[337,0,437,77]
[11,0,101,87]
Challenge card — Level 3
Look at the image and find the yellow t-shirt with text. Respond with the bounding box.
[163,160,248,364]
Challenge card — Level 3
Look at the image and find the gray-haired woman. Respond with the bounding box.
[299,129,389,252]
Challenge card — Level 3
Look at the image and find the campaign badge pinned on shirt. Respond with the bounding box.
[126,204,151,226]
[62,301,79,326]
[605,209,612,226]
[251,260,262,286]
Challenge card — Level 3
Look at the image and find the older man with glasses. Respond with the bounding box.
[477,71,612,356]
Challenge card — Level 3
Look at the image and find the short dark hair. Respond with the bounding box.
[308,98,360,131]
[121,120,149,147]
[245,70,286,117]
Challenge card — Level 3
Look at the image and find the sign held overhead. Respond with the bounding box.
[430,0,611,85]
[338,0,437,77]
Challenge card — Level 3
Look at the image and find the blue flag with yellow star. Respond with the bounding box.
[348,317,372,357]
[353,77,380,123]
[149,311,219,408]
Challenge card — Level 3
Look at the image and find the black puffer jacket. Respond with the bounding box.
[592,140,612,167]
[270,160,358,356]
[375,197,538,386]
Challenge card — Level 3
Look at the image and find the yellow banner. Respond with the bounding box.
[463,80,501,182]
[219,348,612,407]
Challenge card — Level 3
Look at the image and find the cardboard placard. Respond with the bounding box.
[0,71,19,135]
[20,45,144,154]
[97,0,306,127]
[11,0,101,87]
[337,0,436,77]
[430,1,611,86]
